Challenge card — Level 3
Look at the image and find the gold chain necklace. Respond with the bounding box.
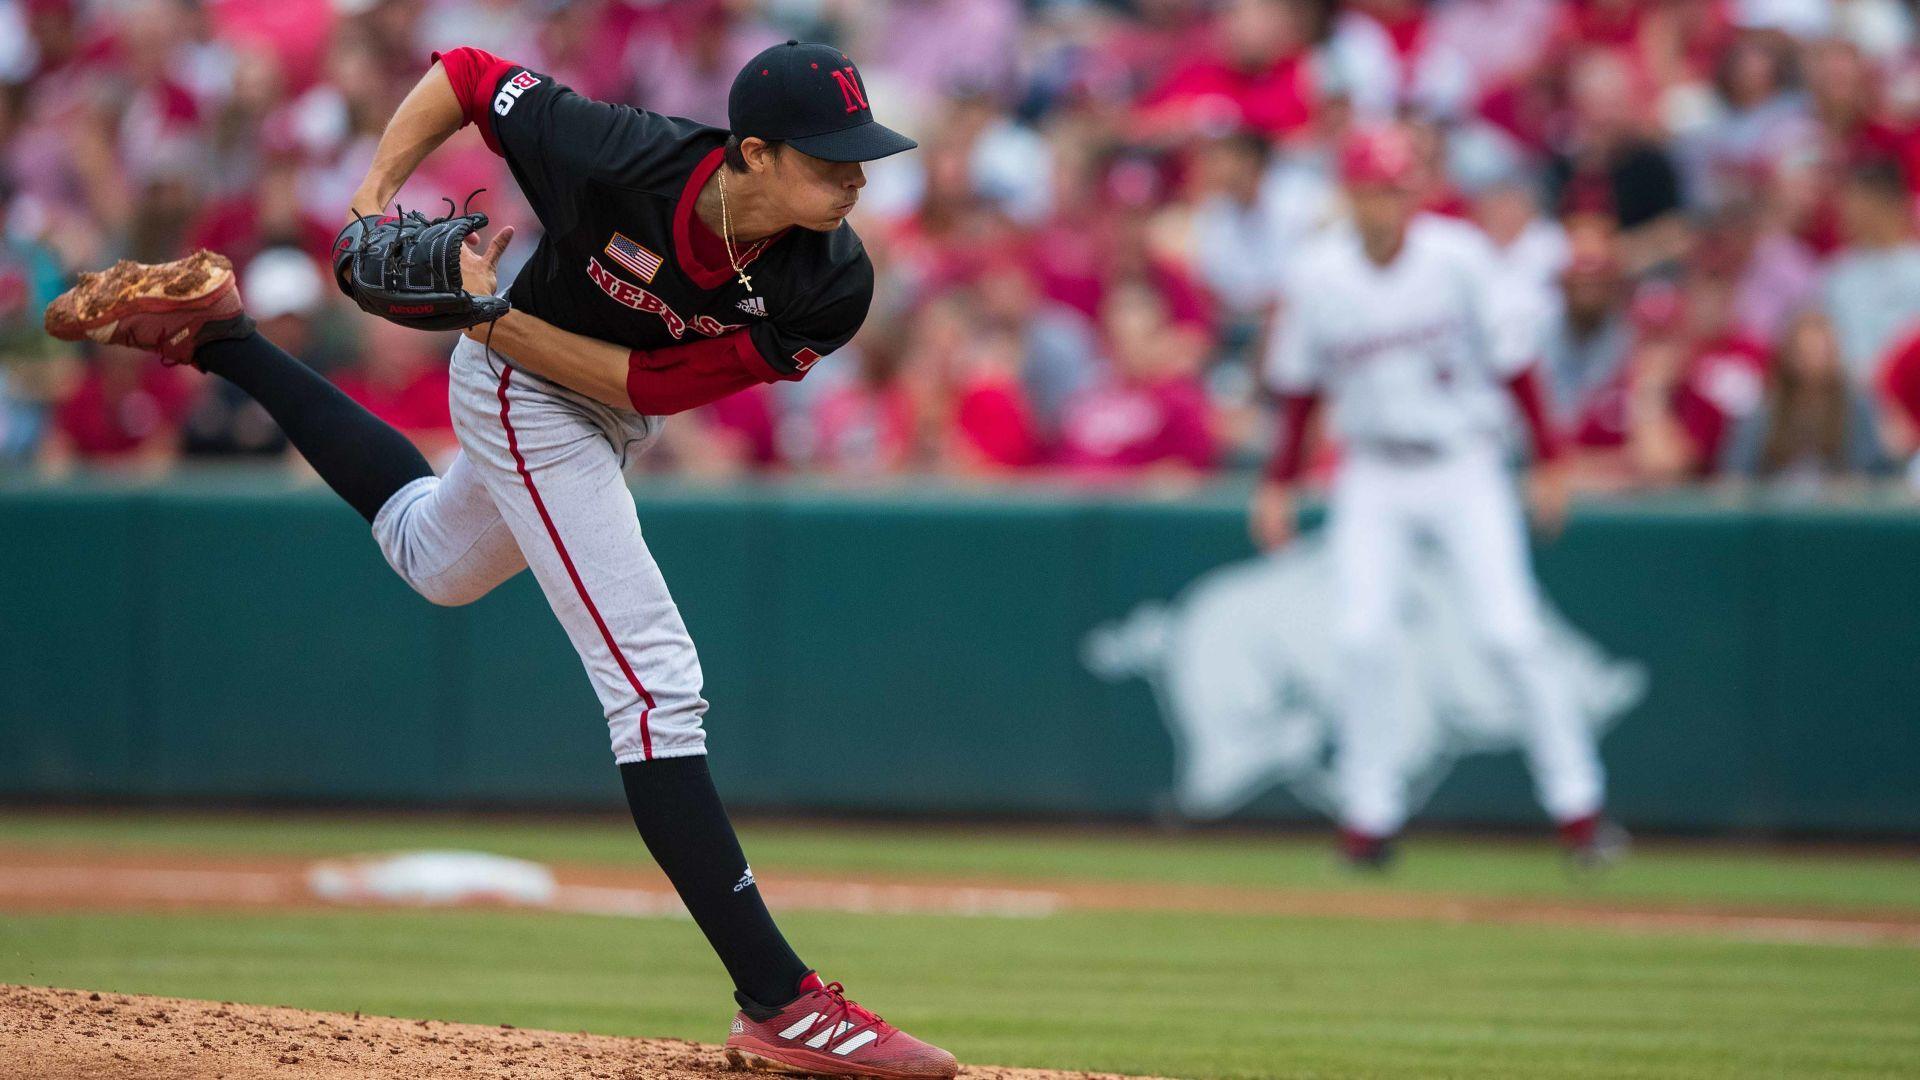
[716,166,759,293]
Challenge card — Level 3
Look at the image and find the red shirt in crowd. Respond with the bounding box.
[698,384,782,469]
[1029,241,1214,338]
[208,0,337,92]
[1136,51,1315,138]
[951,374,1040,470]
[1568,334,1768,474]
[813,382,918,473]
[186,198,339,268]
[333,368,455,444]
[1677,336,1768,471]
[1056,377,1215,475]
[1878,327,1920,433]
[54,359,193,459]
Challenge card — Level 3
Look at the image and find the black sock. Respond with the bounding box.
[194,331,433,523]
[619,757,809,1009]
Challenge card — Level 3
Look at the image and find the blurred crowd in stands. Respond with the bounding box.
[7,0,1920,496]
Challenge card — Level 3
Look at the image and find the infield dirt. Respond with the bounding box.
[0,985,1149,1080]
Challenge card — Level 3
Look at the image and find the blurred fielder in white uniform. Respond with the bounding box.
[1249,125,1617,869]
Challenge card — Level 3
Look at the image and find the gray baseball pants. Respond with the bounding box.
[371,334,707,762]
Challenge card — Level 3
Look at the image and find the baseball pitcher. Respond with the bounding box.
[46,40,956,1078]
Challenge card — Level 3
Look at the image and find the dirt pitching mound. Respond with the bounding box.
[0,985,1141,1080]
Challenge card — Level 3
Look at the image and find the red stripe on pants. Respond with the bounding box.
[496,367,655,759]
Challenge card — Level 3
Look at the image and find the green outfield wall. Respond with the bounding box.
[1,474,1915,835]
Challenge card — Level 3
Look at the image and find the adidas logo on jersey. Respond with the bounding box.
[732,865,756,893]
[736,296,767,317]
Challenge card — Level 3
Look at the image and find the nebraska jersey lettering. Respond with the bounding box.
[1265,215,1535,451]
[459,53,873,382]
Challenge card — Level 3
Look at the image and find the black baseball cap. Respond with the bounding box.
[729,41,918,163]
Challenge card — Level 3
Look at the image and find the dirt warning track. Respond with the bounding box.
[0,985,1145,1080]
[0,845,1915,948]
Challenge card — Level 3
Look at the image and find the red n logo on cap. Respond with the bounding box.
[829,67,868,114]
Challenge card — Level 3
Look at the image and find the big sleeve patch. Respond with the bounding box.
[481,67,690,238]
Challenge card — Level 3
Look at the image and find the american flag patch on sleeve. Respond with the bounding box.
[604,233,663,283]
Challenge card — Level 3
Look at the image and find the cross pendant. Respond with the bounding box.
[737,271,753,292]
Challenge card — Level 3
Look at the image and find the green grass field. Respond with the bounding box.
[1,813,1916,1079]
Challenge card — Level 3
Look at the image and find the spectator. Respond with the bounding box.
[1767,39,1892,257]
[1625,272,1769,483]
[950,91,1054,226]
[860,0,1024,116]
[1136,0,1318,140]
[698,386,784,473]
[650,382,784,479]
[1255,104,1346,259]
[1032,156,1214,345]
[1876,325,1920,486]
[1542,222,1638,484]
[1057,280,1216,479]
[1802,38,1901,173]
[42,345,191,469]
[623,0,769,129]
[1187,130,1284,335]
[187,148,339,268]
[810,323,922,476]
[1425,0,1560,100]
[1822,158,1920,388]
[180,247,327,459]
[947,326,1041,472]
[1699,199,1818,347]
[331,313,458,462]
[539,0,647,104]
[1327,0,1477,121]
[971,253,1097,442]
[20,0,1920,494]
[1545,50,1688,272]
[1675,29,1811,210]
[0,361,65,466]
[1725,308,1886,486]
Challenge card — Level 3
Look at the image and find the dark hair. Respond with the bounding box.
[1712,30,1798,107]
[1845,156,1908,200]
[1293,0,1339,46]
[723,134,784,172]
[1761,311,1849,475]
[1220,129,1273,169]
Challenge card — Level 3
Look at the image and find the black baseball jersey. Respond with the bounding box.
[471,59,873,382]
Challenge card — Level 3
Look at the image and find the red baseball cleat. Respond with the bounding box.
[724,973,957,1079]
[43,250,253,367]
[1559,813,1630,871]
[1339,828,1397,872]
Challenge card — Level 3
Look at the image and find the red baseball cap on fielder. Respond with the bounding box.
[1338,125,1420,189]
[730,40,918,163]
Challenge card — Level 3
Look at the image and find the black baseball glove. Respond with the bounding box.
[332,196,510,332]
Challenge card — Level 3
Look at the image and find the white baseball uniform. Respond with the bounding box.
[1265,214,1605,836]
